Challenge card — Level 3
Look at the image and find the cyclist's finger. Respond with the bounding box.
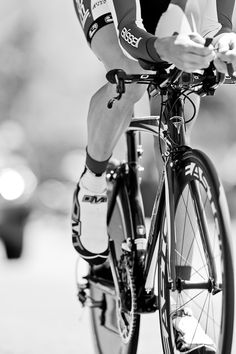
[186,50,215,65]
[217,51,236,63]
[215,36,235,53]
[175,34,214,55]
[189,32,205,45]
[182,44,214,59]
[189,34,215,52]
[213,57,228,74]
[188,44,214,57]
[175,33,203,48]
[176,54,211,72]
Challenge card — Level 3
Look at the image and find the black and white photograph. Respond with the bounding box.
[0,1,236,353]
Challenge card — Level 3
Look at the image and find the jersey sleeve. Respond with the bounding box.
[216,0,235,34]
[108,0,161,62]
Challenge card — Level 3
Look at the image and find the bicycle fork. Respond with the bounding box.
[143,162,177,294]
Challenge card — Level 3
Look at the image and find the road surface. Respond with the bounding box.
[0,213,235,354]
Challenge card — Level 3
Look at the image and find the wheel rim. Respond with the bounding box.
[174,182,223,349]
[159,176,231,353]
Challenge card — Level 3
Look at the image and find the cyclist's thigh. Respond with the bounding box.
[177,0,221,37]
[73,0,145,74]
[91,25,145,75]
[200,0,221,37]
[155,0,192,37]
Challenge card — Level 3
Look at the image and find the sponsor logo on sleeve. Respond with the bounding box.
[91,0,108,19]
[89,22,99,39]
[92,0,107,10]
[75,0,91,28]
[121,27,142,48]
[105,14,113,23]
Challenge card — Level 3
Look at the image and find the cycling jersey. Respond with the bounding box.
[74,0,235,63]
[111,0,235,62]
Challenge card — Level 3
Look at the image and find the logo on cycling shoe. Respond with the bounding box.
[75,0,91,28]
[83,195,107,203]
[121,27,142,48]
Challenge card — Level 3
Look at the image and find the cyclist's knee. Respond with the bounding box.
[92,24,143,71]
[106,57,147,104]
[91,25,147,104]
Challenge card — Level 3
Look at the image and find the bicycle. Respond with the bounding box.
[76,61,235,354]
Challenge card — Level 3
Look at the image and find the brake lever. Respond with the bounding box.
[204,37,236,83]
[106,69,126,109]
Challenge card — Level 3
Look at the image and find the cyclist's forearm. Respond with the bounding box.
[109,0,161,62]
[118,22,160,62]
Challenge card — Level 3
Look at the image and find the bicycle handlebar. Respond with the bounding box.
[106,63,235,109]
[106,35,236,108]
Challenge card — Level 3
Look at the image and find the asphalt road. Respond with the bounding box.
[0,213,235,354]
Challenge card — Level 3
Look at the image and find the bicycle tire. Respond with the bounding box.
[158,149,234,354]
[89,162,140,354]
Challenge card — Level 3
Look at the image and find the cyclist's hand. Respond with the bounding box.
[213,33,236,75]
[154,33,215,72]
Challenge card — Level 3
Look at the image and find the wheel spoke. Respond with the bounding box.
[158,154,234,354]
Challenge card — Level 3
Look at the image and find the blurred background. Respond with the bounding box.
[0,1,235,353]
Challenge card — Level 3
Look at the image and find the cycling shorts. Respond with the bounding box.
[73,0,170,45]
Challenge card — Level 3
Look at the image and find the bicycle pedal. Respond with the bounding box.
[78,289,88,306]
[77,279,89,307]
[77,289,104,308]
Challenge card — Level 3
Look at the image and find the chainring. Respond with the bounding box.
[116,254,139,344]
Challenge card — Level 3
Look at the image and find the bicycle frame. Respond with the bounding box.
[107,88,188,299]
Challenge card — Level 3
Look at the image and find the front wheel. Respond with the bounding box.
[158,149,234,354]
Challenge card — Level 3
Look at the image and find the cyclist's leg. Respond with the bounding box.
[88,27,147,162]
[157,0,221,38]
[72,0,147,264]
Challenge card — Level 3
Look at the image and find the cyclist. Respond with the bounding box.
[72,1,236,352]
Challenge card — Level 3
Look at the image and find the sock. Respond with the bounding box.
[85,148,110,176]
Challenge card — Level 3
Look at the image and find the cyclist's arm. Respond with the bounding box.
[216,0,235,34]
[109,0,161,62]
[109,0,235,63]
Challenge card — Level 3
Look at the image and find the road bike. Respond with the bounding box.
[76,61,235,354]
